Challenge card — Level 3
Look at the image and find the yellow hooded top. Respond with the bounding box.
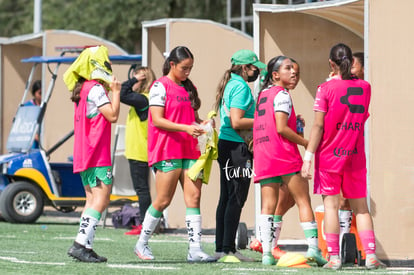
[188,111,218,184]
[63,45,112,91]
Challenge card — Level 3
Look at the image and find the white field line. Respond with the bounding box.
[386,267,414,271]
[1,254,413,274]
[337,270,374,274]
[53,236,113,241]
[380,272,414,275]
[223,267,298,272]
[53,236,187,243]
[0,256,65,266]
[108,264,179,270]
[0,235,16,238]
[335,267,414,274]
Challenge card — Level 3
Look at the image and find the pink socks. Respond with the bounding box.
[325,233,340,256]
[358,230,376,255]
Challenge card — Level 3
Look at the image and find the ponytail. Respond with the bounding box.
[183,78,201,111]
[70,77,86,103]
[214,65,243,111]
[339,56,352,80]
[329,43,353,80]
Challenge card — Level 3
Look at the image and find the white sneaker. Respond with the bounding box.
[187,248,217,262]
[134,242,154,260]
[232,251,255,262]
[323,255,342,270]
[365,255,386,270]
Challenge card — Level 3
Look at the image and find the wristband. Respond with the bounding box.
[304,151,314,161]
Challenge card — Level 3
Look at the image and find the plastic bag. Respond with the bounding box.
[193,120,214,154]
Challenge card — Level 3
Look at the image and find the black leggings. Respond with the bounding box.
[215,139,253,253]
[128,159,151,224]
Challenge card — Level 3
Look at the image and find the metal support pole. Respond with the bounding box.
[33,0,42,33]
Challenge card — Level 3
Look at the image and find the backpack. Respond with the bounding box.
[111,203,140,229]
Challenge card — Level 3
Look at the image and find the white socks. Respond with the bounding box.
[339,210,352,236]
[273,220,282,249]
[137,210,160,245]
[186,214,202,250]
[259,215,274,254]
[300,221,319,249]
[75,215,98,248]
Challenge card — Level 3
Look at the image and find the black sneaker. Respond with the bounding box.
[87,249,107,262]
[67,242,103,263]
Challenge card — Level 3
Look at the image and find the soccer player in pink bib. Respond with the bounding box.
[302,43,385,270]
[134,46,215,262]
[64,45,121,263]
[250,59,302,259]
[253,56,326,266]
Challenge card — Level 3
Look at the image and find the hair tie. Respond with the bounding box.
[342,56,348,61]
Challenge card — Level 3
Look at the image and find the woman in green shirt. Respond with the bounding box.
[213,49,265,262]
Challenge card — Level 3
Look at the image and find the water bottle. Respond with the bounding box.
[296,117,304,134]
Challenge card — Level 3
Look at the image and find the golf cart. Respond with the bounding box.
[0,48,141,223]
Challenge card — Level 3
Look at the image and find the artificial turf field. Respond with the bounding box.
[0,215,413,275]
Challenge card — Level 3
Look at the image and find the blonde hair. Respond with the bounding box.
[134,67,156,93]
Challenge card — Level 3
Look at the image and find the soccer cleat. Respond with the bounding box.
[306,246,328,266]
[365,255,386,269]
[233,251,255,262]
[271,245,286,259]
[134,243,155,260]
[87,249,107,262]
[323,255,342,270]
[249,238,263,253]
[125,224,142,235]
[262,252,276,265]
[187,248,217,263]
[67,242,104,263]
